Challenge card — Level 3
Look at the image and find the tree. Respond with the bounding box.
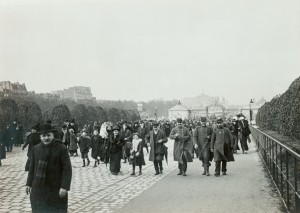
[49,105,72,127]
[106,107,120,123]
[0,98,19,130]
[18,101,42,131]
[95,106,108,124]
[86,106,98,124]
[71,104,89,129]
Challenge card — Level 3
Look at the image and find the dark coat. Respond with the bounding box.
[23,132,41,157]
[170,126,193,163]
[211,127,235,162]
[146,130,168,162]
[90,135,102,159]
[26,140,72,213]
[109,134,125,154]
[68,134,78,151]
[78,136,91,154]
[193,125,213,161]
[16,125,24,145]
[0,141,5,159]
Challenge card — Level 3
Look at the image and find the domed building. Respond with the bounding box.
[168,101,191,120]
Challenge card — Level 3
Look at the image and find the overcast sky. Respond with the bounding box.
[0,0,299,105]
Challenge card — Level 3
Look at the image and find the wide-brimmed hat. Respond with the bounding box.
[38,123,56,134]
[132,132,140,137]
[112,124,121,131]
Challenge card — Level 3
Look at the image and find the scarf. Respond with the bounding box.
[132,139,141,152]
[35,141,55,186]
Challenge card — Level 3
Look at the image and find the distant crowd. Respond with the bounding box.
[0,114,251,212]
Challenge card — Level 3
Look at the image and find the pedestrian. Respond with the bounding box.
[238,116,251,154]
[59,125,69,147]
[193,117,213,176]
[228,117,239,154]
[138,121,149,154]
[2,123,11,152]
[91,129,101,167]
[16,122,24,147]
[146,122,168,175]
[25,123,72,213]
[78,129,91,167]
[99,123,110,164]
[129,133,146,176]
[23,125,41,171]
[109,125,125,175]
[0,132,6,166]
[170,118,193,176]
[68,128,78,157]
[121,122,132,163]
[211,118,235,176]
[10,119,18,150]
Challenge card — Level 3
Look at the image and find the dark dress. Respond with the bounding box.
[91,135,101,160]
[109,134,125,174]
[26,140,72,213]
[129,139,146,166]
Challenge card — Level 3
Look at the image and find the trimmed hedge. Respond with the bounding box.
[256,76,300,139]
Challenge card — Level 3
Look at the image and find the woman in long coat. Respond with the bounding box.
[109,125,125,175]
[0,130,6,166]
[16,122,24,146]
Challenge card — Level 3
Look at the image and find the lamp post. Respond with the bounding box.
[249,99,254,123]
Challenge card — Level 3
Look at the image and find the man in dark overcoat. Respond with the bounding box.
[193,117,213,176]
[170,118,193,176]
[138,121,149,154]
[211,118,235,176]
[26,123,72,213]
[146,122,168,175]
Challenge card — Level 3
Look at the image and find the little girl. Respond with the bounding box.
[129,133,145,176]
[78,129,91,167]
[69,128,78,157]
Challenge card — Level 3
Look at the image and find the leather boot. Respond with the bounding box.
[82,160,86,167]
[87,159,90,166]
[202,167,206,175]
[93,161,97,168]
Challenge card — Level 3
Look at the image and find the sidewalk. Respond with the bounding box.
[118,140,285,213]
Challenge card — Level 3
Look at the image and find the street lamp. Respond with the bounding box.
[249,99,254,123]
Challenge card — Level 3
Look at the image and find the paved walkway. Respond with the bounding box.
[118,139,285,213]
[0,138,284,213]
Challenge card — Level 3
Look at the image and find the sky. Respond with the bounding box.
[0,0,299,105]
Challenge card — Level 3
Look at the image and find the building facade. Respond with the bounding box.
[51,86,95,102]
[168,101,191,120]
[0,81,27,97]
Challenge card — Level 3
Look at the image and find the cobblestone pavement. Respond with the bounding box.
[0,140,177,213]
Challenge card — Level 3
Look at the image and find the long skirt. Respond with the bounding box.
[110,150,122,173]
[30,187,68,213]
[240,134,249,151]
[129,156,146,166]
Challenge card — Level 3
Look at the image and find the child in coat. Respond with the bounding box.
[129,133,146,176]
[78,129,91,167]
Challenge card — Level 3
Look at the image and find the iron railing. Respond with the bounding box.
[250,125,300,213]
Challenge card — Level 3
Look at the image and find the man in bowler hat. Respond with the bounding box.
[26,123,72,213]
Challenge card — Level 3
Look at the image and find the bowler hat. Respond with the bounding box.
[176,118,183,123]
[200,117,207,122]
[153,122,159,127]
[216,118,223,124]
[112,124,121,131]
[38,123,56,134]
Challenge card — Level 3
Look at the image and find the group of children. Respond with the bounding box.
[68,123,147,176]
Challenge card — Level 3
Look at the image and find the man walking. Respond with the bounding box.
[193,117,213,176]
[211,118,234,176]
[26,123,72,213]
[170,118,193,176]
[146,122,168,175]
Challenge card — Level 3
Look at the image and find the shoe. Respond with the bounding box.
[183,173,187,176]
[160,170,163,174]
[202,171,206,175]
[206,173,210,176]
[130,172,135,176]
[244,151,247,154]
[177,172,183,175]
[222,172,227,175]
[155,172,159,175]
[138,172,142,176]
[214,173,220,177]
[87,160,90,166]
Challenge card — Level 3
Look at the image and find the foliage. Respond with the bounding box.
[18,101,42,131]
[94,106,108,123]
[71,104,89,129]
[0,98,19,130]
[49,105,72,127]
[256,76,300,140]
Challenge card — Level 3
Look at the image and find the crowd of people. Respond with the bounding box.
[0,114,251,212]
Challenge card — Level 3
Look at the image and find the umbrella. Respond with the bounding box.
[163,145,168,164]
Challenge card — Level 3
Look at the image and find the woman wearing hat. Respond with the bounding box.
[129,132,146,176]
[109,125,125,175]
